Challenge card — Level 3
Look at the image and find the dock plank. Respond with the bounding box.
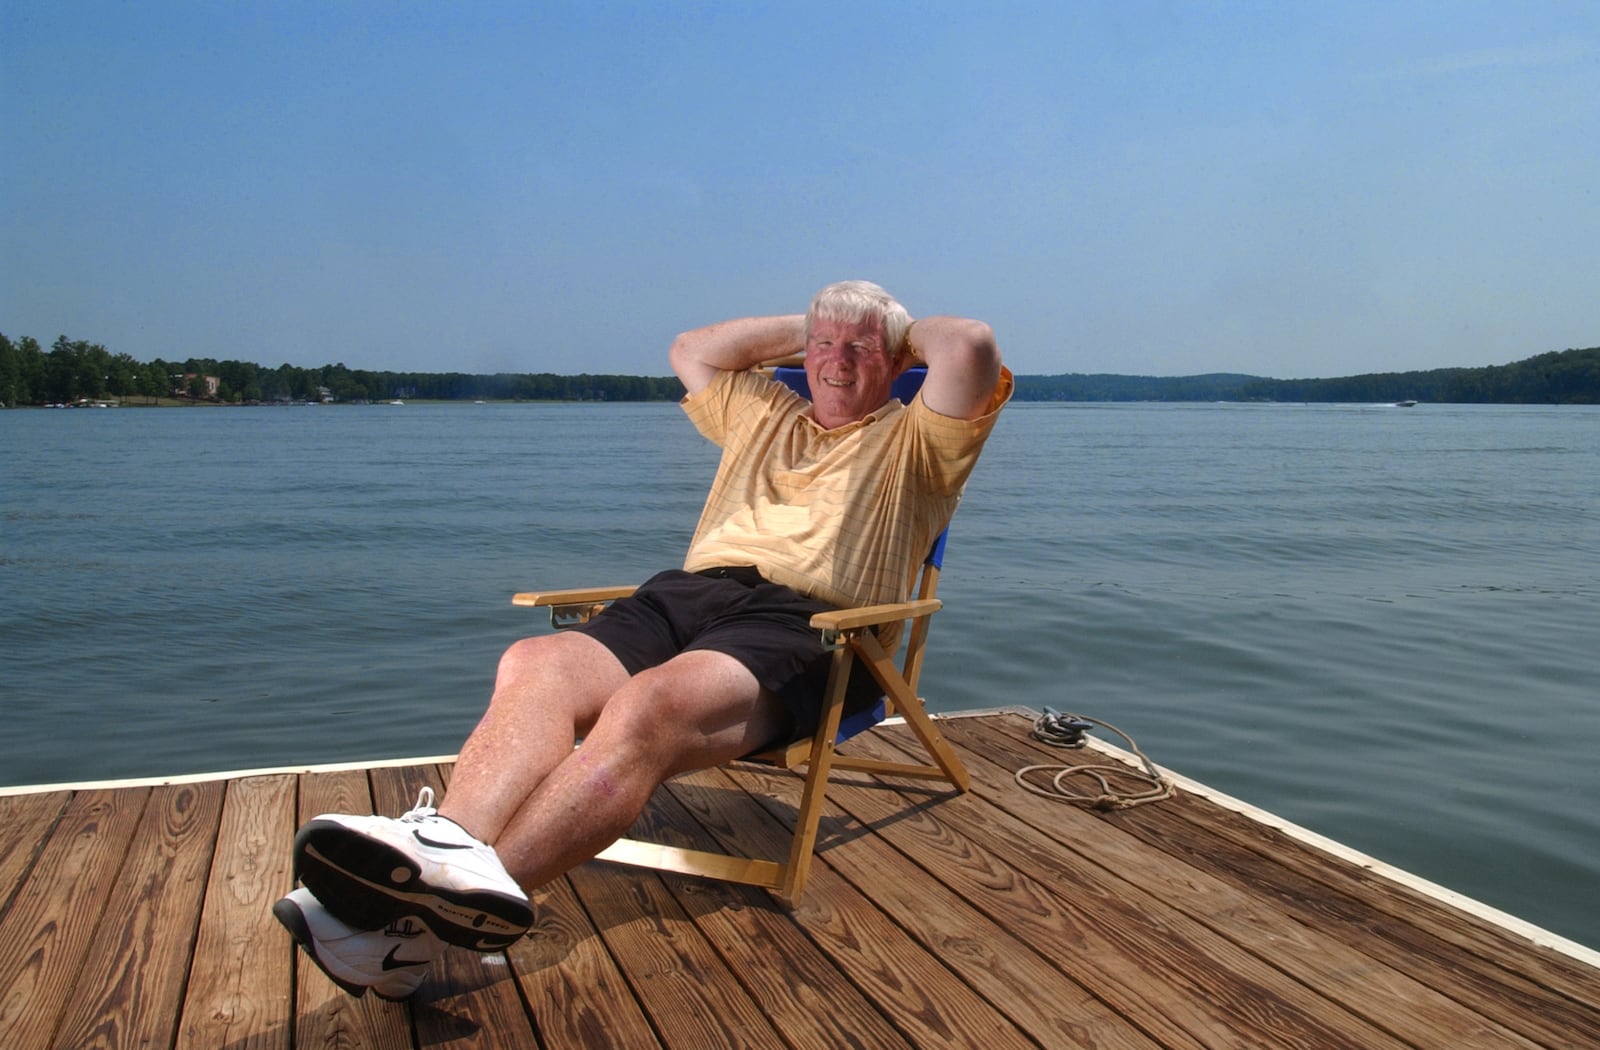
[641,777,920,1050]
[888,718,1542,1049]
[0,786,148,1049]
[0,790,69,912]
[568,856,788,1049]
[938,714,1600,1049]
[812,744,1409,1050]
[292,768,414,1050]
[676,765,1057,1050]
[50,782,224,1050]
[1,710,1597,1049]
[176,773,296,1050]
[744,751,1386,1050]
[697,762,1161,1049]
[515,872,664,1048]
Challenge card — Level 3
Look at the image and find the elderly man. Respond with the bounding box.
[274,280,1012,999]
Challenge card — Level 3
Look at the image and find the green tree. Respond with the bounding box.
[0,332,18,406]
[14,336,46,404]
[107,352,140,397]
[44,336,114,402]
[137,360,171,399]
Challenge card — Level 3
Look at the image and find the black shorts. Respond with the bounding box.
[571,566,883,739]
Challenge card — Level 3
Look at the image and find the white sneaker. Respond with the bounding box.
[273,887,442,1001]
[293,787,532,951]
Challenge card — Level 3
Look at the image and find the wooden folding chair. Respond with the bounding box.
[511,366,971,904]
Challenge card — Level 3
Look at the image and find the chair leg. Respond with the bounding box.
[776,644,853,904]
[591,628,966,907]
[852,631,971,791]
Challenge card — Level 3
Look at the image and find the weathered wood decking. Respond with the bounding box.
[2,709,1597,1049]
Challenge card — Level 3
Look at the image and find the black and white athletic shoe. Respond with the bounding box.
[293,787,533,951]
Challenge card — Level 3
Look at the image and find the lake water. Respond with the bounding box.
[3,399,1597,951]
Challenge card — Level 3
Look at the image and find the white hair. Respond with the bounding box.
[805,281,912,356]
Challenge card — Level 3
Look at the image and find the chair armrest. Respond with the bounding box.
[758,353,806,369]
[512,585,638,607]
[809,598,942,632]
[514,584,638,630]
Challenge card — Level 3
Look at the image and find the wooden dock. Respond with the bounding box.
[2,709,1597,1048]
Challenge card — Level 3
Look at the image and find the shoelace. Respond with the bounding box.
[399,786,438,821]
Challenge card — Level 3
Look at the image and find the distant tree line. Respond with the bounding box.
[1013,373,1259,402]
[0,333,684,406]
[1232,346,1600,404]
[3,330,1596,407]
[1013,346,1599,404]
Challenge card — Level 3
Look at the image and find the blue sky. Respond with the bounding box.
[4,2,1596,378]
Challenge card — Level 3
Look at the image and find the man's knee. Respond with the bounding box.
[497,631,602,681]
[494,634,552,687]
[589,653,780,769]
[491,633,628,727]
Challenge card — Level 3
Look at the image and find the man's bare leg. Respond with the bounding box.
[440,631,628,845]
[440,637,790,892]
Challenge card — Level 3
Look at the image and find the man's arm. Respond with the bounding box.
[670,314,806,396]
[906,316,1003,421]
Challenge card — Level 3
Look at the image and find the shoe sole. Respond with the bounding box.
[294,819,532,952]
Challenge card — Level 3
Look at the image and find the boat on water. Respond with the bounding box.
[1394,399,1418,407]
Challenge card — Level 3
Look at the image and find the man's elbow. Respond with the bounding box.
[918,319,1003,418]
[963,320,1001,369]
[921,317,999,367]
[668,331,698,373]
[668,331,711,392]
[946,319,1002,384]
[955,317,997,350]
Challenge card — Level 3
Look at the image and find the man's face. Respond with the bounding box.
[803,315,903,429]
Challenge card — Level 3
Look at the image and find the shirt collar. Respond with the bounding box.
[799,396,905,434]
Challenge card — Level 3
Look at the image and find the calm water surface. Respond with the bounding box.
[3,400,1597,949]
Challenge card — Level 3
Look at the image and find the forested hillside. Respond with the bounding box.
[1015,346,1599,403]
[0,335,683,405]
[3,331,1595,406]
[1233,346,1599,404]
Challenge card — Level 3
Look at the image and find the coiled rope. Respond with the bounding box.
[1015,708,1174,810]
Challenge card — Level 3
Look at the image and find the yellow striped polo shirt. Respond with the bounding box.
[681,366,1013,612]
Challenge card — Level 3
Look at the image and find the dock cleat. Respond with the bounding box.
[293,786,533,952]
